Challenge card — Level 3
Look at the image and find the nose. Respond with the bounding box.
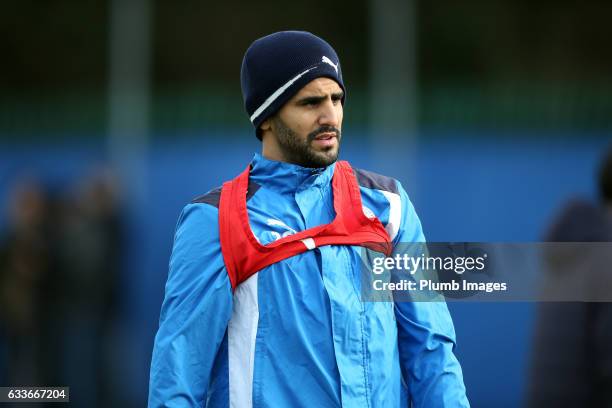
[318,98,340,128]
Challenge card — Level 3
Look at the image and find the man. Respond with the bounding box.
[527,146,612,407]
[149,31,469,407]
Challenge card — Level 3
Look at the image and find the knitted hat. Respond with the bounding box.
[240,31,345,139]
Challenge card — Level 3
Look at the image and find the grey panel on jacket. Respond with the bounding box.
[192,181,261,208]
[353,167,399,195]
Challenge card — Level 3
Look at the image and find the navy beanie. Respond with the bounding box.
[240,31,345,140]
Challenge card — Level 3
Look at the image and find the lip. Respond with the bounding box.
[314,132,337,140]
[312,133,337,148]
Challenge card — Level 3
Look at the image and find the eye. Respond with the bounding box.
[300,98,320,107]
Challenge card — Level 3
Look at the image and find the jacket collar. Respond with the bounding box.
[249,152,336,194]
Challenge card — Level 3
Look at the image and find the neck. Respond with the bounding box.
[261,137,287,163]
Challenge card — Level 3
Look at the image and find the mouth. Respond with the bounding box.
[312,132,338,148]
[314,132,337,141]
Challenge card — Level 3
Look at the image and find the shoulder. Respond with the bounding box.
[173,202,219,245]
[169,201,224,273]
[191,186,223,207]
[351,166,400,195]
[190,179,262,208]
[348,164,423,242]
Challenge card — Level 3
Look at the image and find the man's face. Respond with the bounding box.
[266,77,344,168]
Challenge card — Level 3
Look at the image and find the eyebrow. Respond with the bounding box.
[296,91,344,105]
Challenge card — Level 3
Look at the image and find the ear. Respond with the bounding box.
[260,118,272,132]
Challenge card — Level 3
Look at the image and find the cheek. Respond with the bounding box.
[291,112,318,135]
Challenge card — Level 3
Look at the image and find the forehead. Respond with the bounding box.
[293,77,342,98]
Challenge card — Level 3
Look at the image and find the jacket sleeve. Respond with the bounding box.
[148,203,233,407]
[392,182,470,407]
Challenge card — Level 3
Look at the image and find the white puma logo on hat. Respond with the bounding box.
[322,56,339,73]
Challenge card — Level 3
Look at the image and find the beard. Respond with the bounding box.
[272,116,341,168]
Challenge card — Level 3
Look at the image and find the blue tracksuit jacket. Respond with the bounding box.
[148,153,469,407]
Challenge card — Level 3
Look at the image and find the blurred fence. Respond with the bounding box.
[1,82,612,137]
